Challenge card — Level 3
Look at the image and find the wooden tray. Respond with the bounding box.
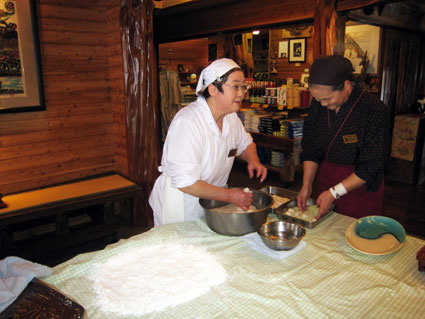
[0,278,85,319]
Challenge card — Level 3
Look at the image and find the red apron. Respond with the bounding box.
[313,92,384,219]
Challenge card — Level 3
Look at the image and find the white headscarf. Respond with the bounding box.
[195,58,240,96]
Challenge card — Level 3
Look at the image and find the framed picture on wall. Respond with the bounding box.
[344,24,381,74]
[278,41,288,59]
[300,73,309,87]
[0,0,45,114]
[288,38,306,63]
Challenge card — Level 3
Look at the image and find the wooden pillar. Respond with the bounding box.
[119,0,159,228]
[313,0,338,57]
[334,12,347,56]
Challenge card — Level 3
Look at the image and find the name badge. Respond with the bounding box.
[343,134,358,144]
[228,149,237,157]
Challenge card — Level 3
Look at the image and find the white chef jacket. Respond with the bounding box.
[149,96,253,226]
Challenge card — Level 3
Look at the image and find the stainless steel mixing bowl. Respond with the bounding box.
[199,189,273,236]
[258,220,306,250]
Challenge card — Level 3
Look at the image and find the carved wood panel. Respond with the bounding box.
[120,0,159,227]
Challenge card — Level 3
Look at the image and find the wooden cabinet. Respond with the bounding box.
[241,102,307,183]
[250,131,301,183]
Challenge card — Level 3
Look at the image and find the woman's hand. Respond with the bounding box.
[315,190,335,218]
[180,181,254,210]
[227,188,254,211]
[239,143,267,182]
[297,184,312,212]
[247,160,267,182]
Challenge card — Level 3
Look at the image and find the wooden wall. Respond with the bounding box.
[154,0,317,43]
[105,1,128,178]
[269,28,314,82]
[159,28,315,83]
[154,0,383,44]
[0,0,126,195]
[1,0,419,197]
[158,37,226,73]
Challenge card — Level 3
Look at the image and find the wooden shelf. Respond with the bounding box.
[241,102,309,116]
[263,163,303,174]
[263,163,282,173]
[247,131,302,182]
[250,131,295,153]
[242,103,306,183]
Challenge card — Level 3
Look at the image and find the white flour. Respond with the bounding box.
[91,243,227,316]
[211,204,258,213]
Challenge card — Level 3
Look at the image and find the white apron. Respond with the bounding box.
[160,176,185,225]
[149,96,253,226]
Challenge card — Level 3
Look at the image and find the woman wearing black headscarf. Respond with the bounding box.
[297,55,389,219]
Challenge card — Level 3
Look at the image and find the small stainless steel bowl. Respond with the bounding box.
[257,221,306,251]
[199,189,273,236]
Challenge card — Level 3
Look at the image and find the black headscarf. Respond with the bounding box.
[308,55,354,87]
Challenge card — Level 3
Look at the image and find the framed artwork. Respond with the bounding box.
[0,0,45,113]
[344,24,381,74]
[278,41,288,59]
[300,73,309,87]
[288,38,306,62]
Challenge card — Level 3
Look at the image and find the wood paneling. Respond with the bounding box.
[269,28,314,81]
[154,0,317,43]
[0,1,125,195]
[158,29,314,81]
[336,0,381,12]
[346,1,424,32]
[106,2,128,177]
[153,0,385,44]
[158,37,226,72]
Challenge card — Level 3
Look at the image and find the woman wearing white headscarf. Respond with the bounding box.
[149,58,267,226]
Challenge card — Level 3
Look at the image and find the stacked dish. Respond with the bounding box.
[345,216,406,255]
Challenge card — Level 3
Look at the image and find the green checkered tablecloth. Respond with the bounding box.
[46,213,425,319]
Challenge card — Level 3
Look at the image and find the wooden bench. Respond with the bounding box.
[0,173,143,260]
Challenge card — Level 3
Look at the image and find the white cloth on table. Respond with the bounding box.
[242,232,307,260]
[0,256,52,313]
[149,96,253,226]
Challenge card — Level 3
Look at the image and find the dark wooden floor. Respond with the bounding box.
[35,161,424,267]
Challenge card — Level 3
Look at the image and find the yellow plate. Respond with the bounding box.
[345,221,404,255]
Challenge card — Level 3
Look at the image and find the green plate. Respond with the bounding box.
[354,216,406,243]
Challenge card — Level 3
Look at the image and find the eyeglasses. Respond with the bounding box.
[222,83,250,93]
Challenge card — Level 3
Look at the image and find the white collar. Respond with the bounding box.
[196,96,231,138]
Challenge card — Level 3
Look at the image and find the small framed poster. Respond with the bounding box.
[288,38,306,63]
[278,41,288,59]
